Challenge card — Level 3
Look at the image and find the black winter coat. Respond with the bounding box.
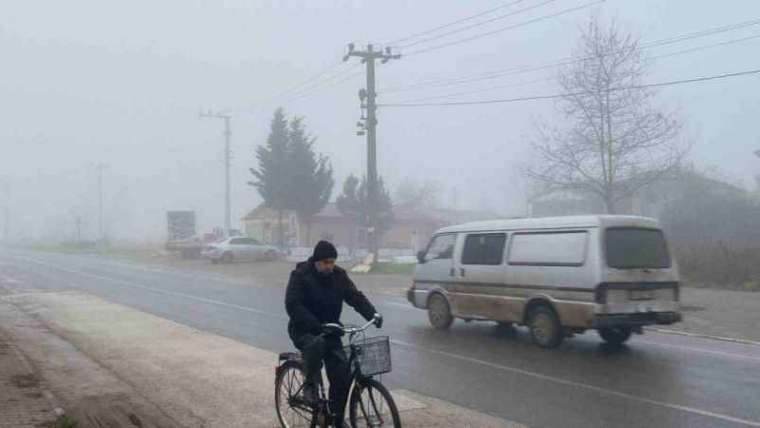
[285,258,377,342]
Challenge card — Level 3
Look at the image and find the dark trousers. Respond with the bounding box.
[295,334,351,423]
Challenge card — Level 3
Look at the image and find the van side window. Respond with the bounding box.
[461,233,507,265]
[425,234,456,262]
[508,231,587,266]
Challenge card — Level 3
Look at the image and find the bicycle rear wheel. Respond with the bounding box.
[275,360,316,428]
[349,378,401,427]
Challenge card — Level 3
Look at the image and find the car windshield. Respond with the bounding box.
[606,228,671,269]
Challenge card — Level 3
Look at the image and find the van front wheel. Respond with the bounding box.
[427,294,453,330]
[528,306,564,348]
[598,327,633,346]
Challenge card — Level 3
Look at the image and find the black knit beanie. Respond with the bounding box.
[312,240,338,262]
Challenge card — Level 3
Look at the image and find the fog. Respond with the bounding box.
[2,0,759,242]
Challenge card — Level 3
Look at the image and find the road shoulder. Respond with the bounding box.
[1,290,524,428]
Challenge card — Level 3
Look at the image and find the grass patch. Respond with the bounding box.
[370,262,416,275]
[53,415,77,428]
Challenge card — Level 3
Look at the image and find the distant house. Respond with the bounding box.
[241,202,500,251]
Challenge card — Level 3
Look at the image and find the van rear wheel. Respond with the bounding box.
[598,327,633,346]
[427,294,453,330]
[528,306,564,348]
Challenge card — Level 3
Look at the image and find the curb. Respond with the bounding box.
[646,327,760,347]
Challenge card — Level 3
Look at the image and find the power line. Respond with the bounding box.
[387,31,760,103]
[378,68,760,107]
[273,62,355,102]
[398,0,559,49]
[384,17,760,93]
[393,75,555,103]
[650,32,760,61]
[272,59,345,100]
[282,64,364,103]
[387,0,529,46]
[641,17,760,49]
[405,0,605,56]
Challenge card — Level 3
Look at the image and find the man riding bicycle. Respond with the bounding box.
[285,240,383,428]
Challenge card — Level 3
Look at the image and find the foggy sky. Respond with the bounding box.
[2,0,759,242]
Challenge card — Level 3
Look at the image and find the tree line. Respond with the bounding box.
[249,108,393,249]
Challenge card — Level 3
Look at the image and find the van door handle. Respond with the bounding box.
[460,268,466,277]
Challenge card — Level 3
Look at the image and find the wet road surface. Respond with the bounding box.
[2,249,759,428]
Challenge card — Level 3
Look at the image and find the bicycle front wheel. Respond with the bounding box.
[349,378,401,427]
[275,360,316,428]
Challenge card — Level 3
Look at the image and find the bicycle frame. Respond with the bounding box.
[279,318,379,425]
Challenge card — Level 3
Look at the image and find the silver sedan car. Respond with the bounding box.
[202,237,280,263]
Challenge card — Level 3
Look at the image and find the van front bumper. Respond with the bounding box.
[593,311,682,328]
[406,288,428,309]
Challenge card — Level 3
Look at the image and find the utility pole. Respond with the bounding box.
[200,110,232,236]
[754,149,760,191]
[344,43,400,262]
[95,163,106,242]
[1,178,9,242]
[75,216,83,243]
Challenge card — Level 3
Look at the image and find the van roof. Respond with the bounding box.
[436,215,661,234]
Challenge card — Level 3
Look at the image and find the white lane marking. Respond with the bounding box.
[638,339,760,364]
[390,339,760,427]
[15,256,287,321]
[13,255,760,426]
[0,275,21,284]
[382,301,416,311]
[647,327,760,347]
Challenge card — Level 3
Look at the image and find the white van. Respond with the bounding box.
[406,215,681,348]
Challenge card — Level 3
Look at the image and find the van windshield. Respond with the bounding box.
[605,228,671,269]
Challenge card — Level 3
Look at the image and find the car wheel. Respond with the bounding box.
[211,259,219,265]
[528,305,564,348]
[265,250,278,261]
[221,252,233,264]
[427,293,453,330]
[598,327,633,346]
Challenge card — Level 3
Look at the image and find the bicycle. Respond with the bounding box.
[275,316,401,428]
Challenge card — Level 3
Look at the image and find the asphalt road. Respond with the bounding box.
[2,249,760,428]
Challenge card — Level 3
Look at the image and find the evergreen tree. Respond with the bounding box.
[249,108,290,247]
[337,174,362,251]
[337,174,393,250]
[287,117,334,245]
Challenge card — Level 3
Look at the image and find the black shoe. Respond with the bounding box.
[302,383,318,405]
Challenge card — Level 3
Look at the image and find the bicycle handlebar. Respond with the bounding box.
[322,314,379,337]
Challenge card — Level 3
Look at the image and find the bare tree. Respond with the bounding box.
[395,177,442,211]
[527,18,686,214]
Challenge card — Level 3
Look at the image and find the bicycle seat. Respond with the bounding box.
[278,352,301,362]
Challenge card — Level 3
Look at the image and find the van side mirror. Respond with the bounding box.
[417,251,426,264]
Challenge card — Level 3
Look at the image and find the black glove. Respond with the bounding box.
[322,323,344,337]
[373,313,383,329]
